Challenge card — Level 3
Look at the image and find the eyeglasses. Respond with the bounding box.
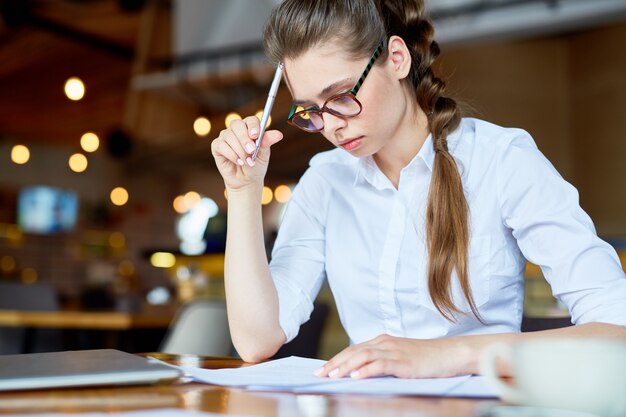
[287,42,384,133]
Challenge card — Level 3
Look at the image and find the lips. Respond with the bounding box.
[338,136,363,151]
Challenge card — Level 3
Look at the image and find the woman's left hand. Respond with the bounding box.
[314,334,469,379]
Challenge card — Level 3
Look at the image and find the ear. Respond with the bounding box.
[386,35,412,80]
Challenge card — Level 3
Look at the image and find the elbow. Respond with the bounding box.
[233,330,285,363]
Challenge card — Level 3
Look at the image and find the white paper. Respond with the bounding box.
[448,376,499,398]
[184,356,499,397]
[183,356,328,388]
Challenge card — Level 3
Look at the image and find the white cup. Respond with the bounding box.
[480,338,626,417]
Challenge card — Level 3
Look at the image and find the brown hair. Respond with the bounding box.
[264,0,479,322]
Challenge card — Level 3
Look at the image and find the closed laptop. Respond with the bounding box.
[0,349,182,391]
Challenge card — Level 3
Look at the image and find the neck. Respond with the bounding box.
[373,104,430,188]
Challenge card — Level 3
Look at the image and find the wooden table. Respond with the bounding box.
[0,354,497,416]
[0,305,176,330]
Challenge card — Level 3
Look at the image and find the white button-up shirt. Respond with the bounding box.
[269,118,626,344]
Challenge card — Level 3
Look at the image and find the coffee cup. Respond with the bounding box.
[480,338,626,417]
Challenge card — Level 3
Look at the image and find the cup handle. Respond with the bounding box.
[479,343,526,404]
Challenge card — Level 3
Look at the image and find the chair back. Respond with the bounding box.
[159,300,232,357]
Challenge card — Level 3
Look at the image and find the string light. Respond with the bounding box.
[68,153,88,173]
[225,112,241,128]
[274,185,292,203]
[110,187,129,206]
[193,117,211,137]
[261,186,273,205]
[80,132,99,152]
[11,145,30,164]
[64,77,85,101]
[183,191,201,209]
[173,195,187,213]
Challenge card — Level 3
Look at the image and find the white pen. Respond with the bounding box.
[252,63,284,160]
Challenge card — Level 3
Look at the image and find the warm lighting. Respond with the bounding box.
[255,110,272,128]
[110,187,129,206]
[64,77,85,101]
[0,256,16,273]
[21,268,38,284]
[183,191,200,209]
[150,252,176,268]
[173,195,187,213]
[68,153,88,173]
[108,232,126,249]
[225,112,241,128]
[193,116,212,137]
[274,185,292,203]
[261,186,273,205]
[224,189,228,201]
[118,260,135,277]
[11,144,30,164]
[80,132,99,152]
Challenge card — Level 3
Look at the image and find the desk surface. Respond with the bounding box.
[0,305,175,330]
[0,353,495,416]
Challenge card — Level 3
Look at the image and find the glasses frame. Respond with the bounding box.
[287,41,384,133]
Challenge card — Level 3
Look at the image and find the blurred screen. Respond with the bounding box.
[17,186,78,234]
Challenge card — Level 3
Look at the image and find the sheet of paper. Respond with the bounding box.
[447,375,499,398]
[184,356,494,397]
[183,356,328,388]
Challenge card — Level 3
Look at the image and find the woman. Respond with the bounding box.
[211,0,626,378]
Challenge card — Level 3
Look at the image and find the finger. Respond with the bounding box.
[350,358,394,379]
[260,130,284,149]
[230,118,258,160]
[220,129,248,166]
[329,348,384,379]
[243,115,261,145]
[314,345,360,377]
[212,137,244,168]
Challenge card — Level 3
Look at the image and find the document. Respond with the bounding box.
[183,356,498,397]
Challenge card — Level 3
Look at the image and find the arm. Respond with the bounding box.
[211,116,285,362]
[315,323,626,379]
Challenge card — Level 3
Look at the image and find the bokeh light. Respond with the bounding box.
[274,185,292,203]
[68,153,88,173]
[64,77,85,101]
[261,186,273,205]
[110,187,129,206]
[225,112,241,128]
[80,132,100,152]
[11,144,30,164]
[193,116,212,137]
[150,252,176,268]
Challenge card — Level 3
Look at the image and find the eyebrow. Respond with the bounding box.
[292,77,354,106]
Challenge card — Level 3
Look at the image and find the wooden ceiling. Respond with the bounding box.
[0,0,332,180]
[0,0,139,146]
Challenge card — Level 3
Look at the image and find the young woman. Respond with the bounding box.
[211,0,626,378]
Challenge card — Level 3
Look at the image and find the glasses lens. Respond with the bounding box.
[291,111,324,132]
[326,94,361,116]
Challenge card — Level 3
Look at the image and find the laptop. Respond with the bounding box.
[0,349,183,391]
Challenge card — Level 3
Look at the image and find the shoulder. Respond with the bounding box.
[456,118,537,153]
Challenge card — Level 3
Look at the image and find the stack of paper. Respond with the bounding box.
[182,356,498,397]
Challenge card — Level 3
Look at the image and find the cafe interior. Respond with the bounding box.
[1,0,626,364]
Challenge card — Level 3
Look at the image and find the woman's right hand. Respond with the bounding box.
[211,116,284,191]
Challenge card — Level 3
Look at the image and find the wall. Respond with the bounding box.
[438,21,626,236]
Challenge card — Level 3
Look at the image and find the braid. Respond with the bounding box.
[380,0,480,322]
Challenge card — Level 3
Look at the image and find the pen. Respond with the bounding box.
[251,63,284,160]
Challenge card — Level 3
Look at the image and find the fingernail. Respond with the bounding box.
[246,157,255,167]
[250,128,259,137]
[245,143,255,153]
[313,367,324,377]
[237,158,244,166]
[350,370,360,379]
[328,368,339,378]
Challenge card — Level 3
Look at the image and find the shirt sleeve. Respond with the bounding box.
[269,167,329,342]
[496,133,626,326]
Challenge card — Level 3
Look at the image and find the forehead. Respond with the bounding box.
[284,43,364,102]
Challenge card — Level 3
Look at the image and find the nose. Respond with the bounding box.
[321,111,347,136]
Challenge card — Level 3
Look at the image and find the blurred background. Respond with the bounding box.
[0,0,625,359]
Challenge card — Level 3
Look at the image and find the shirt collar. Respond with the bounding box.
[353,121,464,189]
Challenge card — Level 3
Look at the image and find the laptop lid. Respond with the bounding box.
[0,349,182,391]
